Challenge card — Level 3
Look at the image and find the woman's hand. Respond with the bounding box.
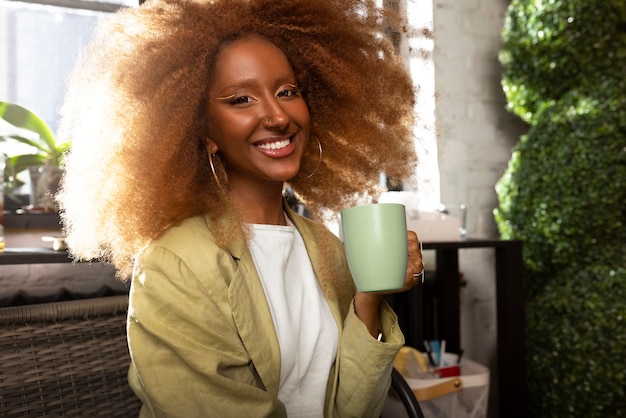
[354,230,424,338]
[403,230,425,291]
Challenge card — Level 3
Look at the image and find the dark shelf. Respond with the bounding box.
[422,238,521,250]
[0,247,72,264]
[3,212,62,229]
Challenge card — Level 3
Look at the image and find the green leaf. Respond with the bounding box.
[7,154,47,173]
[0,101,58,152]
[2,134,50,153]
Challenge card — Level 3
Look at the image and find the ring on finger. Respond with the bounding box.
[413,269,425,283]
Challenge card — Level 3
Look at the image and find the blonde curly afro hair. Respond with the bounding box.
[57,0,418,277]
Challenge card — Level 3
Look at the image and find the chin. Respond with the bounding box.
[273,165,302,182]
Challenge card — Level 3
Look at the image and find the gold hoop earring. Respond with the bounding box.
[304,137,323,179]
[209,153,227,193]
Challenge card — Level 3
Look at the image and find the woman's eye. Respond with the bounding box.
[277,87,300,98]
[228,96,252,105]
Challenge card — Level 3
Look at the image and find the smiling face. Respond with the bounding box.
[205,36,311,196]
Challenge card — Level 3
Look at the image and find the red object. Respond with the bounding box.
[434,365,461,378]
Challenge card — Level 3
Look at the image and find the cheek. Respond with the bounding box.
[206,108,256,146]
[294,102,311,129]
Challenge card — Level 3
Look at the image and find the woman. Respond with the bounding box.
[58,0,423,416]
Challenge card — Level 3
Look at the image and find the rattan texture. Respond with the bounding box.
[0,295,141,417]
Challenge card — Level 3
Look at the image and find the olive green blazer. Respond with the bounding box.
[127,205,404,417]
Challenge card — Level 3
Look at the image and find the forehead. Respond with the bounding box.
[211,36,296,87]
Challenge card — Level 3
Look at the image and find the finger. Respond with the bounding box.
[407,258,424,274]
[384,231,426,294]
[407,232,424,272]
[407,259,424,280]
[407,231,420,255]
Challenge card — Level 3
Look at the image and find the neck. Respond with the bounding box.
[229,185,287,226]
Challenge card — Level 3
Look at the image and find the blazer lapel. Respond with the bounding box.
[223,229,282,397]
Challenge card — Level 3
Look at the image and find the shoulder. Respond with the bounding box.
[156,215,214,244]
[138,214,237,276]
[150,215,216,254]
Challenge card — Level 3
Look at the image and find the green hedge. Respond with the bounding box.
[495,82,626,291]
[526,265,626,416]
[496,0,626,416]
[500,0,626,123]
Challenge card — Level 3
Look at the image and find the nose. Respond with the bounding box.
[262,97,289,129]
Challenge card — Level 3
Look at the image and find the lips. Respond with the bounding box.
[254,134,297,157]
[257,138,291,150]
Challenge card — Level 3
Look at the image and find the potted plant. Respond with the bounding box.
[0,101,70,211]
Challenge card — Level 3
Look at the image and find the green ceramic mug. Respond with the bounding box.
[340,203,408,292]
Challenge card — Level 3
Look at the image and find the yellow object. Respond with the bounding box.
[394,346,429,374]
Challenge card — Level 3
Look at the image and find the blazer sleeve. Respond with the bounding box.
[332,300,404,418]
[127,244,286,418]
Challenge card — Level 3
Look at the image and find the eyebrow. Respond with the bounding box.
[214,74,298,100]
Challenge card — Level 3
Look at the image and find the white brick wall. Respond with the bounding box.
[432,0,526,237]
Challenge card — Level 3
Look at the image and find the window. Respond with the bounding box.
[0,0,136,156]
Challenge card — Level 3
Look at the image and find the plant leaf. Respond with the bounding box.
[1,134,49,153]
[0,101,57,152]
[6,153,46,174]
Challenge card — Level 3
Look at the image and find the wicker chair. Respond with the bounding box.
[0,295,141,417]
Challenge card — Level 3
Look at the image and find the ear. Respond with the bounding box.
[203,138,219,156]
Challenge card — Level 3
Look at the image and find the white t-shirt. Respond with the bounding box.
[248,222,339,418]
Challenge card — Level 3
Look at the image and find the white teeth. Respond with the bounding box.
[257,139,290,150]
